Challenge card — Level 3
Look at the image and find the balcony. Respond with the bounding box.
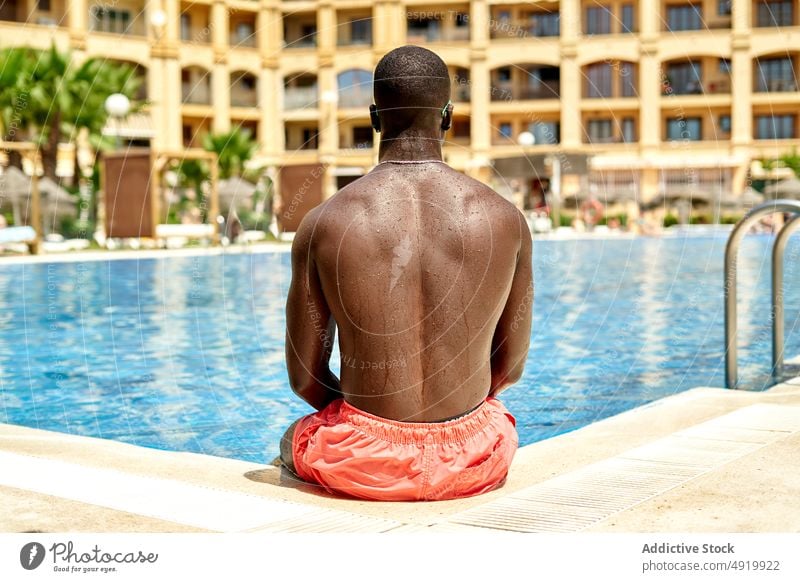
[491,65,560,102]
[337,14,372,46]
[754,56,799,92]
[663,2,705,32]
[180,7,210,44]
[1,0,63,25]
[337,69,372,108]
[230,15,257,48]
[181,67,211,105]
[285,122,319,150]
[490,3,560,39]
[89,3,147,36]
[662,58,730,96]
[284,17,317,49]
[451,67,470,102]
[583,61,637,99]
[754,0,796,27]
[231,72,258,108]
[284,85,318,110]
[407,8,470,43]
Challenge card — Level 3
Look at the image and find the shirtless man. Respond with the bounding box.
[279,46,533,501]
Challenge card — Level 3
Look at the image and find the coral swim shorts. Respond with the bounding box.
[290,397,518,501]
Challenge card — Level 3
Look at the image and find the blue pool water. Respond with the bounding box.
[1,234,799,463]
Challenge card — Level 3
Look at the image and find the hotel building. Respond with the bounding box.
[1,0,799,224]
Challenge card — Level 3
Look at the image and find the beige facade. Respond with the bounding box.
[1,0,799,208]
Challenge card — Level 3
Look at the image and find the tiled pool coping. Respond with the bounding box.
[2,377,799,533]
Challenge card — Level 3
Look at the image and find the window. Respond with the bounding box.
[497,67,512,82]
[235,22,254,44]
[585,6,611,34]
[525,66,560,99]
[666,4,703,31]
[528,11,560,36]
[718,0,732,16]
[755,114,796,139]
[36,0,50,11]
[667,117,702,141]
[91,7,132,34]
[452,119,470,138]
[757,1,794,26]
[666,61,703,94]
[622,118,636,142]
[719,58,731,74]
[620,62,637,97]
[529,121,560,144]
[586,62,613,98]
[499,123,513,139]
[408,17,440,41]
[300,24,317,46]
[182,125,193,146]
[350,19,371,43]
[301,128,319,149]
[719,114,731,133]
[621,4,635,32]
[180,14,191,40]
[455,13,469,27]
[587,119,613,142]
[755,57,797,92]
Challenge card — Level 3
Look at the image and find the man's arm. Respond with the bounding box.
[489,211,533,397]
[285,210,341,410]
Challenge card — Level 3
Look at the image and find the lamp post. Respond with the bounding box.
[104,93,131,150]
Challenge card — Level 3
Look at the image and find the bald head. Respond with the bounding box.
[373,46,451,132]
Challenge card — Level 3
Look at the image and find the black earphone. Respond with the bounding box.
[369,104,381,133]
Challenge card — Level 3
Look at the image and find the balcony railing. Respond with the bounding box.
[756,78,799,92]
[231,89,258,108]
[284,36,317,49]
[492,82,560,101]
[284,86,319,109]
[338,90,372,109]
[231,33,256,48]
[407,26,470,43]
[182,83,211,105]
[181,28,211,44]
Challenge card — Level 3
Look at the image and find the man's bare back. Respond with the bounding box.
[286,161,532,422]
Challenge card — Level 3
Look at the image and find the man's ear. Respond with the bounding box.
[441,102,453,131]
[369,104,381,133]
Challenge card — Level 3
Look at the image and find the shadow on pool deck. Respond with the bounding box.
[1,376,800,533]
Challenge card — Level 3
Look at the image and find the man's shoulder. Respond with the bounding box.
[456,173,525,223]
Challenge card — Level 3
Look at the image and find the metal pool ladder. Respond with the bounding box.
[725,199,800,388]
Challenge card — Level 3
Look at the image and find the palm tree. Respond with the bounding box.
[202,128,258,179]
[0,44,142,178]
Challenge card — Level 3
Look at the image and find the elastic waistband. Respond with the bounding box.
[338,398,502,445]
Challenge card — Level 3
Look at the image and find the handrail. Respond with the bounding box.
[772,214,800,379]
[725,199,800,388]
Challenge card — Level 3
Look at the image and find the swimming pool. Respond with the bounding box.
[1,234,798,463]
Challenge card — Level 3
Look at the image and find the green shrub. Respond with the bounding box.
[690,214,711,225]
[663,214,679,227]
[720,215,743,225]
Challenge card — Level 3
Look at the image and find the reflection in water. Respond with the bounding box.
[0,235,798,463]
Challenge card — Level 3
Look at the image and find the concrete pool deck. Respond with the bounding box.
[2,377,800,533]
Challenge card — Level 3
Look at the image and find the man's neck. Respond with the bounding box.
[378,131,443,163]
